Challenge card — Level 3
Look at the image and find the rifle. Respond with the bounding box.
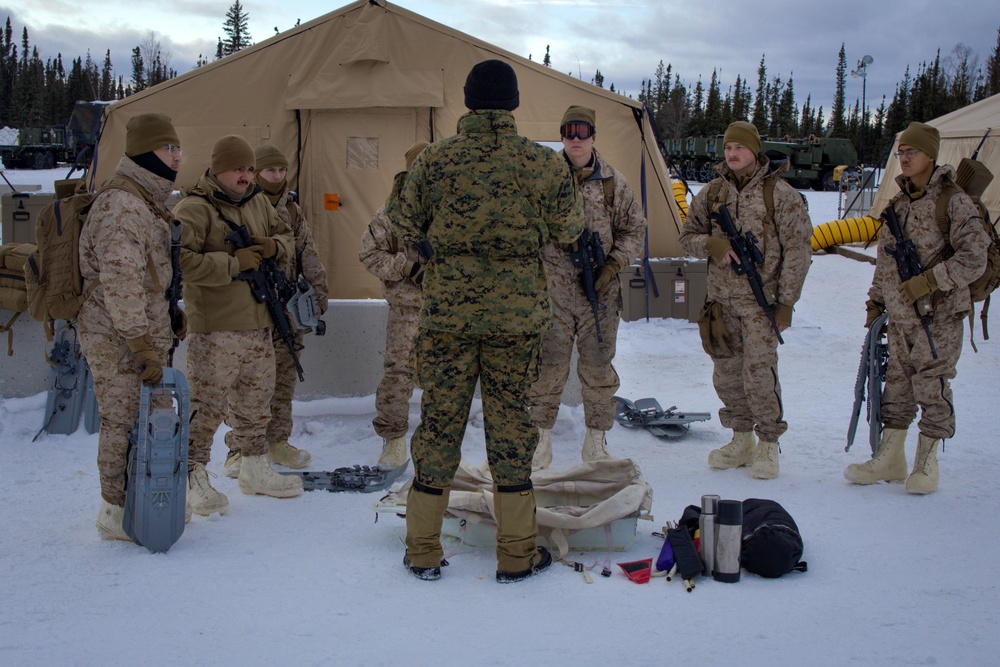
[224,224,305,382]
[708,204,784,344]
[166,219,184,366]
[881,205,938,359]
[568,228,607,344]
[846,312,888,454]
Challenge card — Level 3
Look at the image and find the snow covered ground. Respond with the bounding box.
[2,172,998,666]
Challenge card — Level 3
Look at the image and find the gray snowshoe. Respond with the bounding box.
[614,395,711,439]
[123,367,190,554]
[284,462,409,493]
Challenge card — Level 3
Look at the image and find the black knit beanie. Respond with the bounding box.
[464,59,519,111]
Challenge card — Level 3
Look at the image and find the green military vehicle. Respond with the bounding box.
[662,134,858,191]
[1,101,106,171]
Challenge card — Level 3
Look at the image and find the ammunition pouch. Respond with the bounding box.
[697,300,733,358]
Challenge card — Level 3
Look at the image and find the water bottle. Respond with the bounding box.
[699,494,720,576]
[713,499,743,583]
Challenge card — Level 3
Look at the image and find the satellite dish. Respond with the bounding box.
[862,55,874,65]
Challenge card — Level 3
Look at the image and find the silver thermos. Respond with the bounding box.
[713,499,743,583]
[699,494,720,576]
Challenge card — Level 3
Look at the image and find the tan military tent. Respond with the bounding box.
[872,93,1000,223]
[92,0,681,299]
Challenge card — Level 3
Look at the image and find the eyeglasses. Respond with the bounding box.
[560,122,594,140]
[894,148,922,159]
[165,144,183,156]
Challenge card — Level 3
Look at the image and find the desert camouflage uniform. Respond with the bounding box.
[530,148,646,431]
[869,165,988,439]
[359,171,424,439]
[78,156,174,506]
[260,184,329,444]
[173,173,294,467]
[388,109,583,489]
[679,155,813,442]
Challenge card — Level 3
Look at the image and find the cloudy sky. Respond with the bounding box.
[3,0,998,116]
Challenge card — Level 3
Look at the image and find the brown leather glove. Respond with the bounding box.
[773,302,793,328]
[251,235,277,259]
[594,256,625,293]
[899,271,937,306]
[125,334,163,386]
[705,236,731,263]
[235,246,263,272]
[865,299,885,328]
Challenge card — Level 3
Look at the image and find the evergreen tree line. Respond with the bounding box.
[638,27,1000,166]
[0,1,254,129]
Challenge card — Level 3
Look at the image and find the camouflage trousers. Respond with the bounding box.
[529,288,621,431]
[266,328,305,444]
[79,329,168,506]
[186,329,275,467]
[410,329,541,489]
[882,315,963,440]
[373,303,420,439]
[707,300,786,442]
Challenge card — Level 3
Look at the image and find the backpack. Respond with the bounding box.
[0,242,36,355]
[936,158,999,341]
[25,176,160,339]
[676,498,806,579]
[740,498,807,578]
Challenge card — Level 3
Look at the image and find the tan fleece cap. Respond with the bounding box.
[255,144,289,171]
[211,135,256,174]
[125,113,180,157]
[723,121,761,155]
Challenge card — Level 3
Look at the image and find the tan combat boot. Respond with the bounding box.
[238,454,304,498]
[187,462,230,516]
[708,431,756,469]
[844,427,908,484]
[404,483,451,580]
[223,450,242,479]
[905,433,940,495]
[96,499,131,542]
[377,436,409,470]
[581,428,612,462]
[494,483,552,583]
[267,441,311,469]
[532,428,553,471]
[751,440,780,479]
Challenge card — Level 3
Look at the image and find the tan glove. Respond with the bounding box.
[251,235,277,259]
[235,246,263,272]
[899,271,937,306]
[865,299,885,328]
[705,236,731,263]
[125,334,163,386]
[594,256,625,293]
[773,302,793,328]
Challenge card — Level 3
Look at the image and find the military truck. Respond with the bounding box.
[662,134,858,191]
[0,101,106,171]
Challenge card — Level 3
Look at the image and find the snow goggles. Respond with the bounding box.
[560,122,595,140]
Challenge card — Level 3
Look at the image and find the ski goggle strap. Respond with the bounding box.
[560,122,595,140]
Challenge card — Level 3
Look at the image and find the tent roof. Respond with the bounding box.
[871,93,1000,222]
[94,0,682,299]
